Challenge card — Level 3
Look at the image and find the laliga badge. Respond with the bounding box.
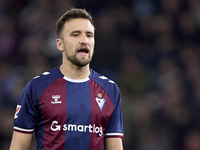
[14,105,21,119]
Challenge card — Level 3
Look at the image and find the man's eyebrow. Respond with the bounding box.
[71,30,81,34]
[71,30,94,34]
[86,31,94,34]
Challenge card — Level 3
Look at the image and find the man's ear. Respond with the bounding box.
[56,38,64,52]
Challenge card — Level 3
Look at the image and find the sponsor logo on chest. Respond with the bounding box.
[50,120,103,136]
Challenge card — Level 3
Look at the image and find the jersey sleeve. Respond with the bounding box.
[104,86,124,138]
[13,79,39,134]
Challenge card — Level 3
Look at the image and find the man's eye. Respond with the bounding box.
[72,33,79,36]
[87,34,93,37]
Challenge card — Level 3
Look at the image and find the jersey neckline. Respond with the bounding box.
[63,76,90,83]
[56,66,93,83]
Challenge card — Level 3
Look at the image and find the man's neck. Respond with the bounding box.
[59,64,90,80]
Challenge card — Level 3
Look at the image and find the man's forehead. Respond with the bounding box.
[64,18,94,33]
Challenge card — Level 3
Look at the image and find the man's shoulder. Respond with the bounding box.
[90,69,119,91]
[32,67,62,82]
[90,69,121,107]
[26,67,63,90]
[90,69,114,82]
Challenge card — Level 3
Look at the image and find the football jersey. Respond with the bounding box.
[13,67,123,150]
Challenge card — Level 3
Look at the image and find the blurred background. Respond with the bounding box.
[1,0,200,149]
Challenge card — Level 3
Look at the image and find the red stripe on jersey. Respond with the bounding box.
[13,129,34,134]
[40,77,67,150]
[89,79,114,150]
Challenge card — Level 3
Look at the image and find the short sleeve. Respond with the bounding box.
[104,91,124,138]
[13,80,39,133]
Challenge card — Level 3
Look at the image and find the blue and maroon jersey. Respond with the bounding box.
[13,67,123,150]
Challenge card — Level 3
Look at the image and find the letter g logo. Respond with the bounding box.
[51,121,61,131]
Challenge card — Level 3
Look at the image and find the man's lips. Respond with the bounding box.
[77,48,89,56]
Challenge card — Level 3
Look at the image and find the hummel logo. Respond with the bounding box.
[51,95,62,104]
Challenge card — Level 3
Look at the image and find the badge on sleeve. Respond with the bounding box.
[14,105,21,119]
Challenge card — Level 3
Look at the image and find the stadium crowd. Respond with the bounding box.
[1,0,200,149]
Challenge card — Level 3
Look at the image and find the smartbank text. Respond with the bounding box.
[51,121,103,136]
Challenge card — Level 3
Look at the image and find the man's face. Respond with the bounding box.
[57,18,95,67]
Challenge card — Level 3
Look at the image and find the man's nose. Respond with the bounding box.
[80,35,89,44]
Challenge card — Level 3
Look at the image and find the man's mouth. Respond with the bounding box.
[77,48,89,56]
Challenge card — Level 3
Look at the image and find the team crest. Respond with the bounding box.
[95,93,105,110]
[14,105,21,119]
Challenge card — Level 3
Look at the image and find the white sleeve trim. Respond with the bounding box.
[14,126,34,132]
[105,133,124,136]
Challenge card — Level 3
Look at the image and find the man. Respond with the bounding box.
[10,8,124,150]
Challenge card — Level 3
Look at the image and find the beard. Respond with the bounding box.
[64,48,93,67]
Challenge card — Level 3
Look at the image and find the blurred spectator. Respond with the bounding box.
[182,129,200,150]
[0,16,18,58]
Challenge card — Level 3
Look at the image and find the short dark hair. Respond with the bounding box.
[56,8,94,38]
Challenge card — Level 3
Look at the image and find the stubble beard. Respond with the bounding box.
[64,48,93,67]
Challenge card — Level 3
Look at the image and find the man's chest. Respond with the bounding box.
[38,80,114,128]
